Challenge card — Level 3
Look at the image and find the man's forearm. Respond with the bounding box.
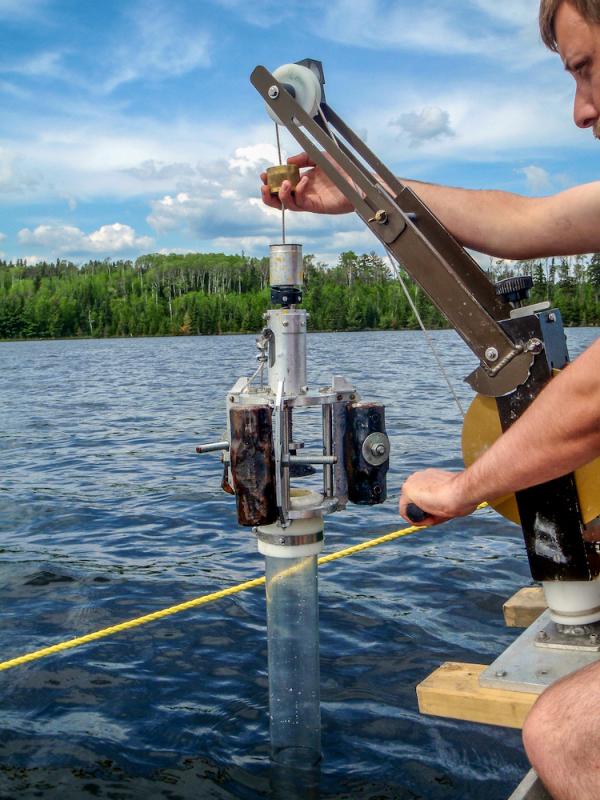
[456,339,600,506]
[401,179,600,261]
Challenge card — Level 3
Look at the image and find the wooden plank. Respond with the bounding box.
[416,662,538,729]
[503,587,547,628]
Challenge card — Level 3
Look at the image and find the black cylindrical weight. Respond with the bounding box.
[345,402,389,505]
[229,405,277,526]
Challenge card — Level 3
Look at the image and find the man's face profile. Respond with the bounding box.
[554,1,600,138]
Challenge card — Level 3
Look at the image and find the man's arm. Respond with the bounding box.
[399,338,600,525]
[261,153,600,259]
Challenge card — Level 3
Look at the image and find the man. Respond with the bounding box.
[261,2,600,797]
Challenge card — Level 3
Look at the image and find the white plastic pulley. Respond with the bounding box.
[266,63,322,126]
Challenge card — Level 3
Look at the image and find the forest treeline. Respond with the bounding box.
[1,250,600,340]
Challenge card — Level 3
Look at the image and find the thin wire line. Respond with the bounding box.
[317,106,343,152]
[386,250,466,418]
[275,123,285,243]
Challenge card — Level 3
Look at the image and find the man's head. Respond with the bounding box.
[540,0,600,50]
[539,0,600,136]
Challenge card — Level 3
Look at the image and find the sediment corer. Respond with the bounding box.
[229,405,277,526]
[345,402,389,505]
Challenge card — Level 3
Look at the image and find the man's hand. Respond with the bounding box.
[260,153,354,215]
[399,468,479,526]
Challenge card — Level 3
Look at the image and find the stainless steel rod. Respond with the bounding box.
[196,441,229,454]
[286,454,337,465]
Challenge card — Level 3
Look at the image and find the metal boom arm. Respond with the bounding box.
[251,65,536,397]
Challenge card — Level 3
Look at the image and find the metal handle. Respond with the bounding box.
[196,441,229,454]
[406,503,428,523]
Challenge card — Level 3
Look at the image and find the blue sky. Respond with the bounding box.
[0,0,597,265]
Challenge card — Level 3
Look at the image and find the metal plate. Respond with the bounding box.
[480,610,600,694]
[462,391,600,525]
[465,350,533,398]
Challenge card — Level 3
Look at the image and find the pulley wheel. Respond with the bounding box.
[266,63,322,125]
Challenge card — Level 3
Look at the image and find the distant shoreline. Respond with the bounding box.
[2,323,599,345]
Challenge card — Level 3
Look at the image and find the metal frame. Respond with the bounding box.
[251,65,536,398]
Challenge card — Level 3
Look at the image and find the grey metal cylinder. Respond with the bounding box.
[266,308,307,395]
[270,244,304,288]
[265,553,321,767]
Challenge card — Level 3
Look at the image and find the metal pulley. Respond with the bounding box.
[264,62,323,126]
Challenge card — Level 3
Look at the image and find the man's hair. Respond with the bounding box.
[539,0,600,51]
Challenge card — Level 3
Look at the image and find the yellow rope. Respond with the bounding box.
[0,504,488,673]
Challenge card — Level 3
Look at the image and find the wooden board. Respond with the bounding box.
[503,587,547,628]
[416,662,539,729]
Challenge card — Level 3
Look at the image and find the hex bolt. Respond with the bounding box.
[495,670,507,678]
[526,338,544,355]
[282,321,289,327]
[537,630,549,641]
[278,536,286,544]
[548,312,557,323]
[485,347,499,363]
[372,443,386,456]
[268,85,279,99]
[590,634,599,644]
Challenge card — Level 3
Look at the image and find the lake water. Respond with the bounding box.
[1,328,598,800]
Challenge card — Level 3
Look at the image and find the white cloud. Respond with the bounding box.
[17,223,153,257]
[125,160,198,181]
[213,235,272,251]
[517,165,553,194]
[228,144,279,175]
[1,50,67,79]
[311,0,546,65]
[351,75,583,171]
[102,1,211,92]
[391,106,454,147]
[22,254,45,265]
[0,232,6,241]
[0,0,46,19]
[0,146,41,193]
[469,0,539,28]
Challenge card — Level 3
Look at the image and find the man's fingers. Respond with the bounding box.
[261,183,283,209]
[279,180,303,212]
[399,495,439,526]
[288,152,314,168]
[293,175,310,208]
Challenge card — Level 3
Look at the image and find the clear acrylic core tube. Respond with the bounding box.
[265,553,321,767]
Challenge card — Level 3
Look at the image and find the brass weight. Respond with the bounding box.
[266,164,300,195]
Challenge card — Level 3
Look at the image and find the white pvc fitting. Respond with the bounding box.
[543,578,600,625]
[266,63,322,126]
[257,489,324,559]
